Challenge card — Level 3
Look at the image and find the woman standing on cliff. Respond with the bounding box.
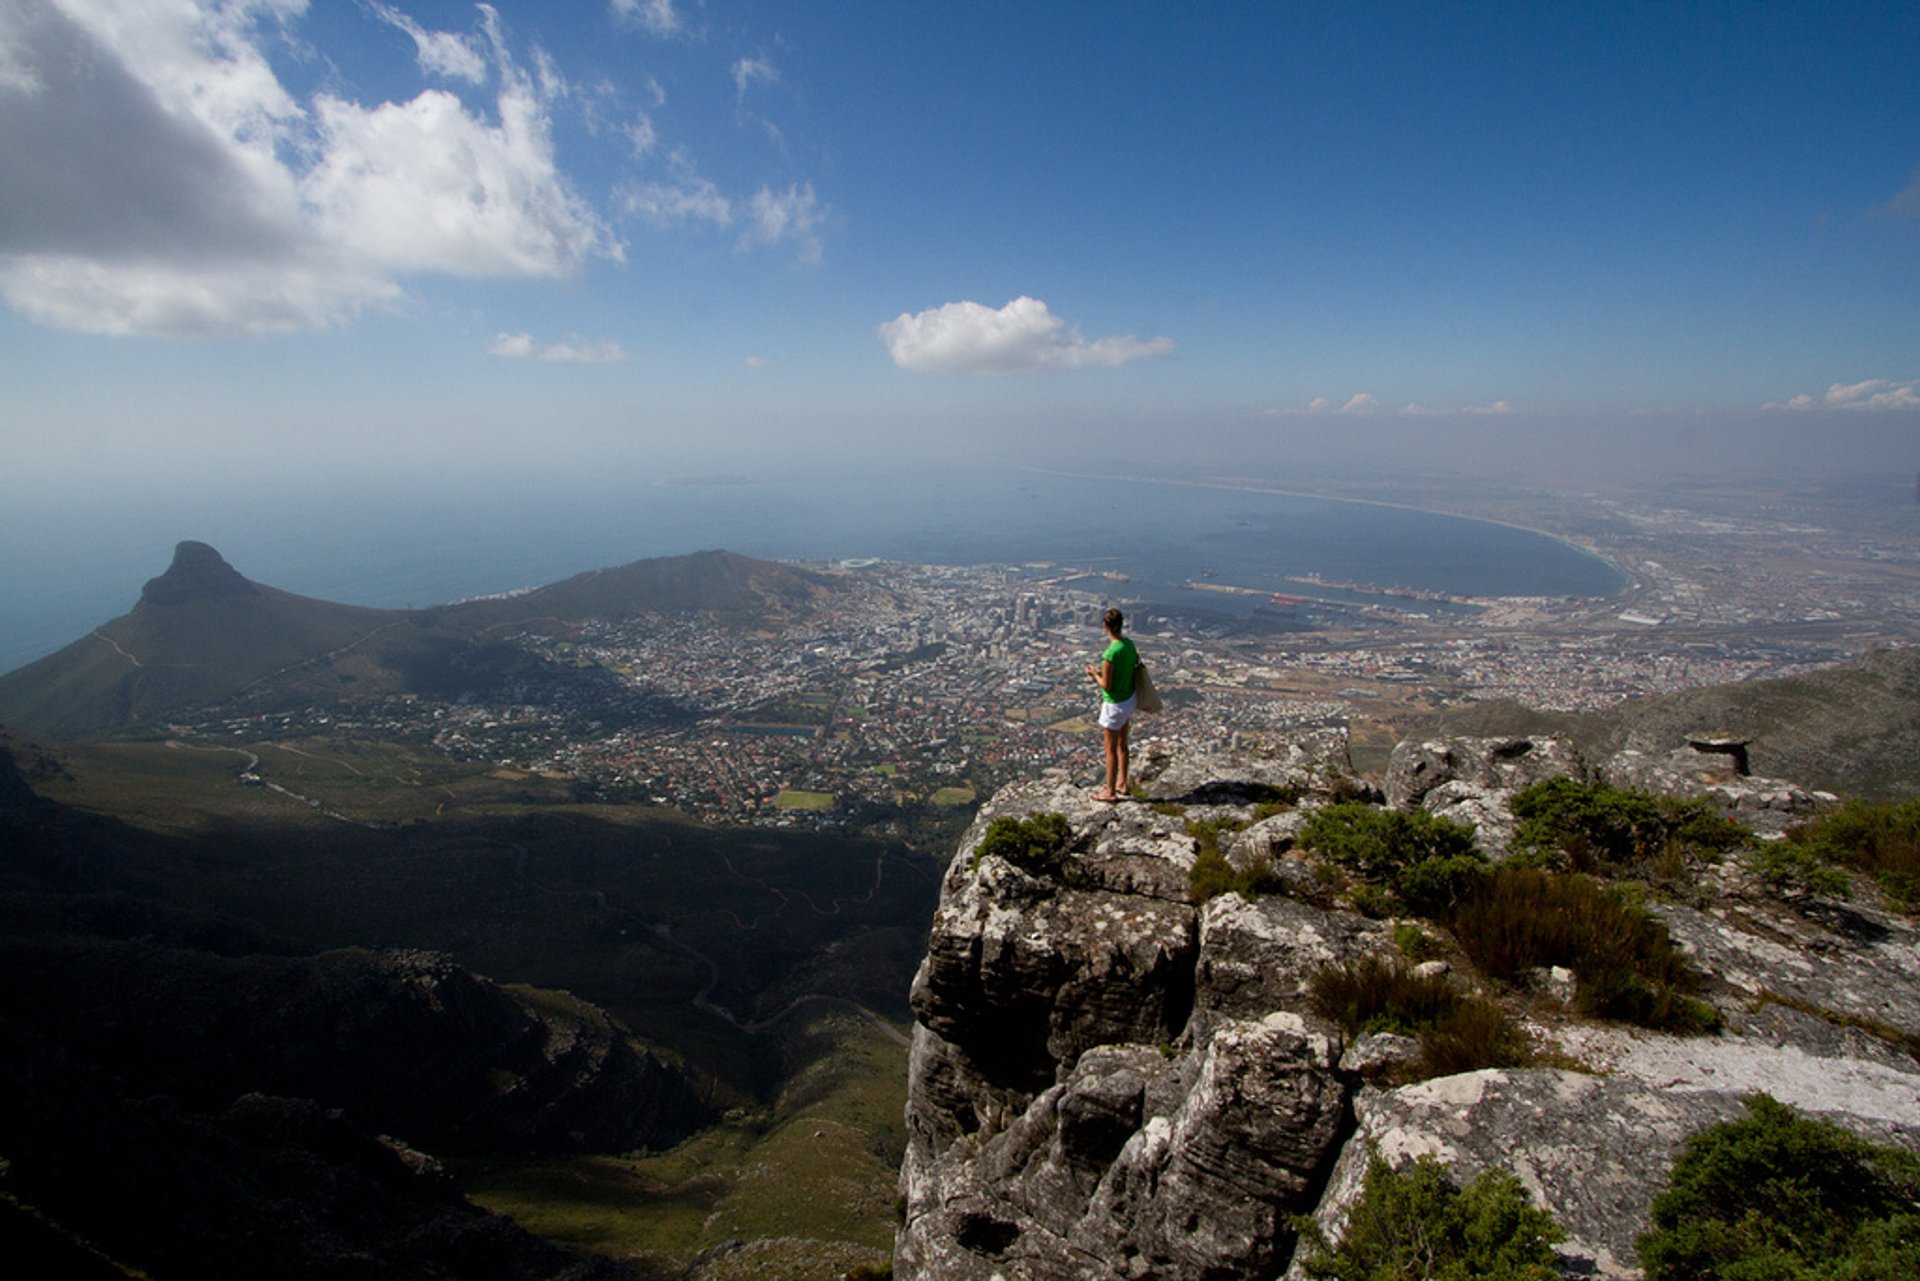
[1085,607,1138,802]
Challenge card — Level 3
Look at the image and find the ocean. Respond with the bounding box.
[0,465,1627,673]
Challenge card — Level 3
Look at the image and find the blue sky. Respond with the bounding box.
[2,0,1917,496]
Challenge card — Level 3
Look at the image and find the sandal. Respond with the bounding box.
[1090,790,1119,803]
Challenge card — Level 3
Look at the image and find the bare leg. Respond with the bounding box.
[1097,727,1122,799]
[1115,721,1131,796]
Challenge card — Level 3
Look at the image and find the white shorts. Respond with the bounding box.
[1097,694,1137,730]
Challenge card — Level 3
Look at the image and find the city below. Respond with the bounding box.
[171,478,1919,830]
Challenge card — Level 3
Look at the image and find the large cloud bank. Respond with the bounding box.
[0,0,615,336]
[878,296,1173,374]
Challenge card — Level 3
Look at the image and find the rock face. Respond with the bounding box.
[897,735,1920,1281]
[1385,734,1589,856]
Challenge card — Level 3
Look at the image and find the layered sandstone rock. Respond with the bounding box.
[897,736,1920,1281]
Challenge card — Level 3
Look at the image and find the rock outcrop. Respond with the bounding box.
[897,735,1920,1280]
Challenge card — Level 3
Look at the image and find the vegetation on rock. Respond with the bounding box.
[1784,797,1920,912]
[1449,866,1717,1031]
[1295,1151,1564,1281]
[971,812,1072,875]
[1638,1093,1920,1281]
[1508,777,1750,883]
[1308,954,1527,1078]
[1186,815,1270,902]
[1300,803,1486,916]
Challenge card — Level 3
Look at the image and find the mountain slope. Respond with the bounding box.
[0,542,840,739]
[1590,645,1920,800]
[1431,646,1920,801]
[0,542,407,737]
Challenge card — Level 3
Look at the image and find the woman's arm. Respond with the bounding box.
[1084,658,1113,692]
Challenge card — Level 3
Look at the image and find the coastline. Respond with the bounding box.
[1010,462,1634,598]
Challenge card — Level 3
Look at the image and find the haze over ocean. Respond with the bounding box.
[0,465,1625,675]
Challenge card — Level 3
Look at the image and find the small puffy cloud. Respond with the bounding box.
[489,331,625,363]
[878,296,1174,374]
[369,3,488,84]
[611,0,682,38]
[744,355,766,368]
[1763,379,1920,412]
[0,0,616,336]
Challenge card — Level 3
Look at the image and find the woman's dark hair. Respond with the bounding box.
[1103,607,1125,633]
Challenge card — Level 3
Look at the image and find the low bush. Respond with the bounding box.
[1294,1152,1563,1281]
[1638,1093,1920,1281]
[1745,841,1852,900]
[1189,847,1271,903]
[971,812,1072,874]
[1300,804,1485,915]
[1302,803,1479,878]
[1309,955,1527,1078]
[1447,865,1716,1032]
[1785,798,1920,911]
[1187,815,1268,902]
[1509,777,1750,882]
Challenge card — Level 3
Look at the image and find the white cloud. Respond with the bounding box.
[732,53,778,100]
[624,112,658,156]
[878,296,1174,374]
[742,183,826,263]
[369,2,488,84]
[611,0,682,38]
[0,0,617,336]
[489,331,625,363]
[1264,395,1514,418]
[623,161,733,227]
[1401,399,1515,416]
[541,338,625,364]
[1763,379,1920,412]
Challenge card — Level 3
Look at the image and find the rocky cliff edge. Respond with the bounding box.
[896,732,1920,1280]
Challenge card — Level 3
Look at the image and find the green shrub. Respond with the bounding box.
[1418,997,1531,1077]
[1638,1093,1920,1281]
[1447,865,1716,1032]
[1308,955,1527,1078]
[1391,920,1440,960]
[1745,841,1852,900]
[1395,853,1490,916]
[1786,798,1920,911]
[1301,804,1485,915]
[1303,803,1479,878]
[1187,814,1251,855]
[1295,1152,1564,1281]
[972,812,1072,874]
[1509,777,1750,881]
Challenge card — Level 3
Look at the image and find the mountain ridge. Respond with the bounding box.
[0,542,840,739]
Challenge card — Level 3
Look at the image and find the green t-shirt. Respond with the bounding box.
[1100,637,1138,703]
